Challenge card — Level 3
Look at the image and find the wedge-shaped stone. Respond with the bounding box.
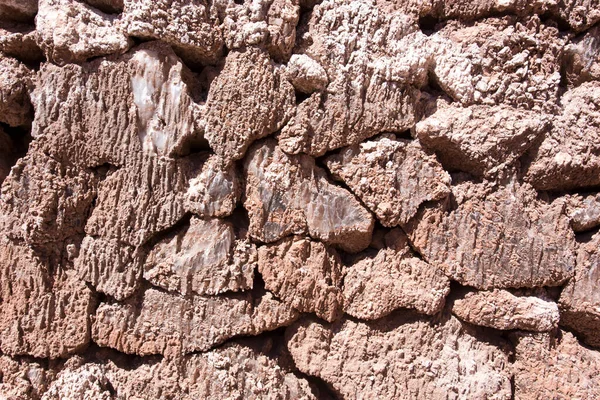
[278,0,422,157]
[144,217,255,296]
[325,134,450,227]
[92,288,298,356]
[0,240,94,359]
[244,139,374,253]
[258,236,343,322]
[205,48,295,164]
[407,183,576,289]
[36,0,132,65]
[343,229,449,319]
[559,231,600,348]
[123,0,223,65]
[286,314,512,400]
[415,104,548,177]
[452,289,559,331]
[513,331,600,399]
[185,154,240,218]
[527,82,600,190]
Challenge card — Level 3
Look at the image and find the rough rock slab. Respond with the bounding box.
[513,331,600,399]
[258,235,344,322]
[0,354,53,399]
[144,216,256,296]
[36,0,132,65]
[286,314,512,399]
[325,134,451,227]
[559,231,600,348]
[415,103,549,177]
[343,228,450,319]
[452,289,559,331]
[204,47,295,164]
[526,81,600,190]
[278,0,422,157]
[123,0,223,65]
[75,236,142,301]
[407,183,576,289]
[244,139,374,253]
[0,240,94,359]
[430,16,564,110]
[0,55,32,127]
[92,287,298,356]
[0,152,98,247]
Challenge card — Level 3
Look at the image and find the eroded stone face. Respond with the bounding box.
[258,235,344,322]
[513,331,600,399]
[526,82,600,190]
[204,48,295,164]
[244,139,374,253]
[0,240,94,359]
[286,314,513,400]
[415,103,549,177]
[123,0,223,65]
[325,134,451,227]
[92,287,298,356]
[452,289,559,331]
[144,216,255,296]
[343,228,450,319]
[36,0,132,65]
[407,182,576,289]
[559,232,600,348]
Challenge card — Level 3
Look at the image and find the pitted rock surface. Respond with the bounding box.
[1,0,600,398]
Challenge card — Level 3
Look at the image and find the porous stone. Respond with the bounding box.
[204,47,295,164]
[343,228,450,319]
[0,240,94,359]
[286,314,513,399]
[278,0,423,157]
[325,134,451,227]
[452,289,560,331]
[258,235,344,322]
[0,55,32,127]
[36,0,132,65]
[244,139,374,253]
[123,0,223,65]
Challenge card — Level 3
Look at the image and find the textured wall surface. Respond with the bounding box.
[1,0,600,399]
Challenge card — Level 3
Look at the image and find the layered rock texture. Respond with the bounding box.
[1,0,599,399]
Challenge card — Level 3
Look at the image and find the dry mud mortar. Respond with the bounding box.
[1,0,600,399]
